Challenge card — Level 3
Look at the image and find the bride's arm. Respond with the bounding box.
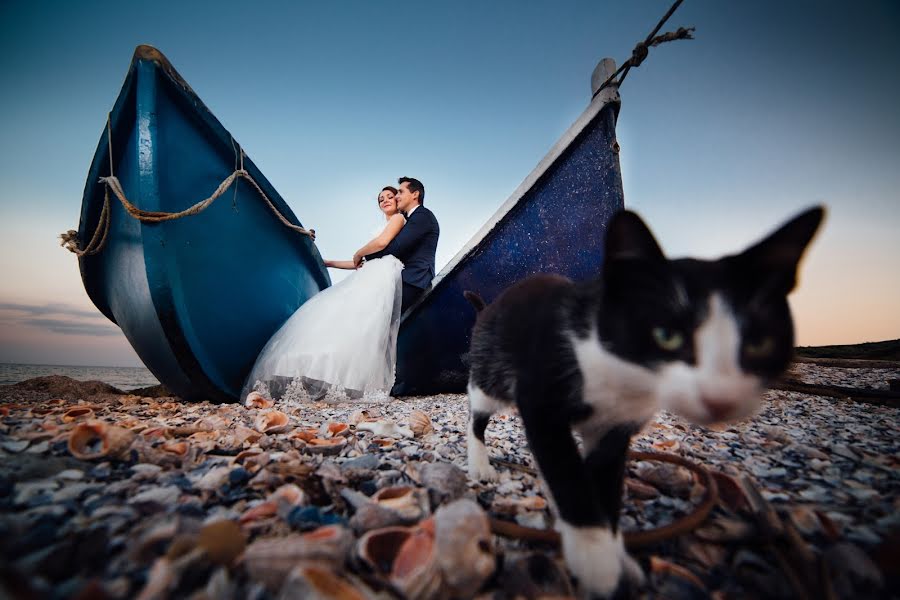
[324,259,356,270]
[352,214,405,264]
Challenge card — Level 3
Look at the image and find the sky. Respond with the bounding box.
[0,0,898,367]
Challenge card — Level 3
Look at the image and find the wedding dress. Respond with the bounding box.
[242,256,403,404]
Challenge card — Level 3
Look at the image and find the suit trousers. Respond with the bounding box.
[401,282,426,313]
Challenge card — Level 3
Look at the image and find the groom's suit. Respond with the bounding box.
[367,204,439,312]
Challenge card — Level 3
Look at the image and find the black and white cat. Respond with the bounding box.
[464,207,824,598]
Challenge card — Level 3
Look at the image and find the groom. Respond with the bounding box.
[354,177,439,312]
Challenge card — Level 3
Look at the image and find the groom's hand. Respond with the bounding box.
[352,253,363,268]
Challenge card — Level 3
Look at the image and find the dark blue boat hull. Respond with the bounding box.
[79,47,622,401]
[393,86,624,395]
[78,46,330,402]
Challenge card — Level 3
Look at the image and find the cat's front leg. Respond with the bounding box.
[556,522,643,597]
[517,400,640,598]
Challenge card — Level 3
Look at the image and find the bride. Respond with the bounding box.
[242,186,406,403]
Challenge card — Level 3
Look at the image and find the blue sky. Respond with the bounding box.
[1,0,898,366]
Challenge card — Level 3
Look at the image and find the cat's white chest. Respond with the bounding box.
[569,329,659,437]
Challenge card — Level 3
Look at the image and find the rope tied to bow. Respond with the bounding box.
[594,0,694,98]
[61,117,315,257]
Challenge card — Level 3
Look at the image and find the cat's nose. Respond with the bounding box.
[701,398,733,421]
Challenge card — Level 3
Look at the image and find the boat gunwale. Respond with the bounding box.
[399,71,621,322]
[79,45,330,297]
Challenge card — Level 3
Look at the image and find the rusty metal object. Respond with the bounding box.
[489,450,719,549]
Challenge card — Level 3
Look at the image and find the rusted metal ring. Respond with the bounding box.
[489,450,719,549]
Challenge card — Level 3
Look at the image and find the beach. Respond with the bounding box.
[0,363,897,599]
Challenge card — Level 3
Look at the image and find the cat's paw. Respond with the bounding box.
[467,454,499,482]
[558,522,644,598]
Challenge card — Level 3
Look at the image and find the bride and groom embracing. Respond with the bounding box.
[243,177,439,403]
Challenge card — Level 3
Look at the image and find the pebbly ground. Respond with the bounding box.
[0,364,897,599]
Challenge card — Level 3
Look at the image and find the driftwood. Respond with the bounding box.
[774,378,900,408]
[793,356,900,370]
[488,451,719,550]
[738,475,836,600]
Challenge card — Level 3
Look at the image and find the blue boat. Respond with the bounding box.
[76,46,623,401]
[76,46,330,403]
[393,58,624,395]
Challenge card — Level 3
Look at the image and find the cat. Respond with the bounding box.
[464,206,824,598]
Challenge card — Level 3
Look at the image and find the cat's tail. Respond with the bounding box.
[463,291,486,312]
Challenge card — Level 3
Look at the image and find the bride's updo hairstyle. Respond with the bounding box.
[378,186,398,205]
[377,186,399,218]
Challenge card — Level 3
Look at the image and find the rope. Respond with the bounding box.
[593,0,694,98]
[62,117,315,256]
[489,450,719,549]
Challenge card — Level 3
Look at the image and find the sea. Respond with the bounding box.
[0,363,159,391]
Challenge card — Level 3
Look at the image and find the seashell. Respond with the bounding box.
[267,457,316,480]
[357,523,440,599]
[419,462,468,508]
[408,410,433,437]
[694,516,754,543]
[349,503,414,534]
[634,460,694,498]
[710,470,750,513]
[681,539,729,570]
[625,477,660,500]
[357,421,414,439]
[434,499,495,598]
[652,438,681,453]
[255,410,291,434]
[160,440,189,456]
[233,424,263,445]
[117,417,143,430]
[245,391,274,409]
[61,406,95,423]
[279,565,372,600]
[240,501,278,524]
[349,409,372,425]
[517,496,547,511]
[68,420,136,460]
[197,520,246,566]
[234,449,271,473]
[788,505,824,536]
[392,523,441,600]
[292,427,320,443]
[370,437,395,450]
[194,466,231,491]
[371,486,427,519]
[304,437,347,455]
[243,525,354,591]
[270,483,307,519]
[649,556,707,594]
[324,422,351,437]
[249,468,284,490]
[135,556,175,600]
[141,426,168,439]
[815,510,842,541]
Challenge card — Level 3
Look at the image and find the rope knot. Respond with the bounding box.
[631,42,649,67]
[60,230,80,253]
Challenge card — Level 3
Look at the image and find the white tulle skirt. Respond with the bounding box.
[242,256,403,404]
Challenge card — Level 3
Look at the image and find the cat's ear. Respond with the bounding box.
[738,206,825,293]
[605,210,665,262]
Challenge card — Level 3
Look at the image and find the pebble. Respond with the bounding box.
[127,486,182,506]
[0,363,896,599]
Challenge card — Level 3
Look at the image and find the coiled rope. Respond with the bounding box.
[593,0,694,98]
[61,115,315,257]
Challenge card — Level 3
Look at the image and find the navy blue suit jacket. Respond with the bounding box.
[367,205,439,289]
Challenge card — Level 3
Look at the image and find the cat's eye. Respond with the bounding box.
[745,336,775,358]
[652,327,684,351]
